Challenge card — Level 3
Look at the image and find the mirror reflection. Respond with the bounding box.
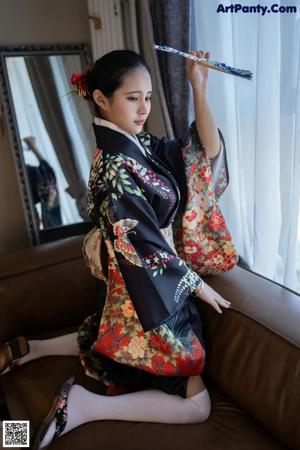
[5,54,94,230]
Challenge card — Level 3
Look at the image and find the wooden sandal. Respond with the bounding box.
[30,374,76,449]
[0,336,30,374]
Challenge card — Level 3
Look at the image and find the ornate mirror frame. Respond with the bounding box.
[0,43,94,246]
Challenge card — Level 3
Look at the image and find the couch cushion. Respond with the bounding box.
[1,356,287,450]
[199,266,300,450]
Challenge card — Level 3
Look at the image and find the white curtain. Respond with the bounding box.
[192,0,300,293]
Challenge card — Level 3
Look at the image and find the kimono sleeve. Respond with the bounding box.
[103,168,203,333]
[142,120,229,201]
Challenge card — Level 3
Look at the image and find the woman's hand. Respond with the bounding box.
[23,136,43,162]
[193,280,231,314]
[23,136,37,150]
[186,50,210,91]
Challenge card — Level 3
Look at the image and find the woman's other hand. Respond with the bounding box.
[186,50,209,91]
[193,280,231,314]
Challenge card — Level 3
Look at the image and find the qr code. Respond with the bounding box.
[2,420,30,448]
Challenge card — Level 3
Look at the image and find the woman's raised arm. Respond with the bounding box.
[186,50,221,159]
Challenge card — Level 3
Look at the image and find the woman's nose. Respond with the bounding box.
[138,101,149,114]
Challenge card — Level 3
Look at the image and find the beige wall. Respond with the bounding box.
[0,0,91,252]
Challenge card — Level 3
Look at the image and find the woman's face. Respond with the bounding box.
[96,67,152,135]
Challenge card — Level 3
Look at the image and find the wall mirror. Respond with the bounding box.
[0,43,95,245]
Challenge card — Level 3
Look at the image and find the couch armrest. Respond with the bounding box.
[199,266,300,450]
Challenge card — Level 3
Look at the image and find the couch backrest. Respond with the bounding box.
[0,235,102,342]
[199,266,300,450]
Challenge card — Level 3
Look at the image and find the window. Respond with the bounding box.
[191,0,300,293]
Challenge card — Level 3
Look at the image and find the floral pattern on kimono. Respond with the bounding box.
[138,123,238,275]
[80,119,238,380]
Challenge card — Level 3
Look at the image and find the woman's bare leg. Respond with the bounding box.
[186,374,206,397]
[1,332,79,375]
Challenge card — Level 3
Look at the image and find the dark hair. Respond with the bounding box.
[84,50,151,118]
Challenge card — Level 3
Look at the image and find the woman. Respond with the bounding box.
[0,49,237,449]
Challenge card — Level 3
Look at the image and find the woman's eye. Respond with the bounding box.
[127,96,151,102]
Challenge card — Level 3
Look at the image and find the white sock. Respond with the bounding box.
[1,333,79,375]
[40,385,211,448]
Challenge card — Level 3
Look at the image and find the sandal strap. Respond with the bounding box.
[52,375,75,441]
[53,388,69,440]
[10,338,25,359]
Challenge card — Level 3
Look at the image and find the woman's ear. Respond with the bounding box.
[93,89,109,112]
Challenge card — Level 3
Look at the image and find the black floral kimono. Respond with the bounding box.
[78,118,238,398]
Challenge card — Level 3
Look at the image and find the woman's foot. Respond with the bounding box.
[0,337,30,375]
[31,375,76,449]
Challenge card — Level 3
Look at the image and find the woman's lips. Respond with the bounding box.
[135,120,145,125]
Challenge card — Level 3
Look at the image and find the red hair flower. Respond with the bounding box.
[70,72,88,97]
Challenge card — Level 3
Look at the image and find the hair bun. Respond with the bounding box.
[70,71,89,97]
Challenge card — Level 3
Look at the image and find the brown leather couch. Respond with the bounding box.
[0,235,299,450]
